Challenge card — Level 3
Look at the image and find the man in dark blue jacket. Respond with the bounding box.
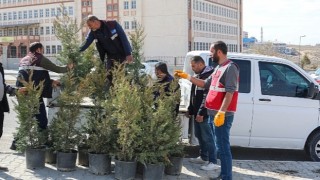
[187,56,219,171]
[80,15,133,82]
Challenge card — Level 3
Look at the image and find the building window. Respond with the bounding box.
[57,8,61,16]
[8,12,12,20]
[0,14,2,21]
[9,46,16,58]
[29,28,33,35]
[88,1,91,6]
[23,11,27,19]
[52,45,56,54]
[40,9,43,17]
[24,28,27,35]
[34,10,38,18]
[124,1,129,9]
[63,7,67,15]
[13,29,17,35]
[45,9,49,17]
[40,27,44,35]
[3,13,7,21]
[13,12,17,20]
[21,46,27,57]
[124,21,129,29]
[46,26,50,34]
[131,0,136,9]
[113,4,118,11]
[18,28,22,35]
[107,5,113,11]
[68,6,73,15]
[131,21,137,29]
[51,8,55,17]
[46,46,50,54]
[28,10,32,18]
[57,45,62,53]
[8,29,13,36]
[82,1,87,6]
[34,27,38,35]
[0,30,2,37]
[18,11,22,19]
[51,26,55,34]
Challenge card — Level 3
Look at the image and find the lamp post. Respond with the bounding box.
[299,35,306,67]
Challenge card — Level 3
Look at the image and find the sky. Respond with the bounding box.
[243,0,320,45]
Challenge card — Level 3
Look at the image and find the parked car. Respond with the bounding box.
[180,51,320,161]
[309,68,320,84]
[140,62,157,79]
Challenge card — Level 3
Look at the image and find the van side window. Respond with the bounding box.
[259,62,310,98]
[230,59,251,93]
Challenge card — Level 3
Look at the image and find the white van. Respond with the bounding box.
[180,51,320,161]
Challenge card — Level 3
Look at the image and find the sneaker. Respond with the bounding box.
[189,156,208,164]
[210,175,222,180]
[200,162,220,171]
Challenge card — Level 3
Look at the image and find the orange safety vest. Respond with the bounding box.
[205,60,239,112]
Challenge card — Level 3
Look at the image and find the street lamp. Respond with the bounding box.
[299,35,306,67]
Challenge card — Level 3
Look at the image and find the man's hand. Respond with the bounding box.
[18,87,28,95]
[174,70,191,80]
[195,115,204,122]
[52,80,61,88]
[125,55,134,63]
[214,111,225,127]
[67,63,75,70]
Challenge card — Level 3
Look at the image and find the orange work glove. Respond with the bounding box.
[174,70,191,80]
[214,111,225,127]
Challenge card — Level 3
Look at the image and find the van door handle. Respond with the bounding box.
[259,98,271,102]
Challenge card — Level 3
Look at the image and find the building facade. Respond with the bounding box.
[0,0,242,68]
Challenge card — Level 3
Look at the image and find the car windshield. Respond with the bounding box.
[315,69,320,75]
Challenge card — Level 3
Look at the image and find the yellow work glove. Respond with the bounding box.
[174,70,191,80]
[214,111,225,127]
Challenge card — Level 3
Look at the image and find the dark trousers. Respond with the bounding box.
[0,111,4,138]
[36,98,48,130]
[105,58,125,87]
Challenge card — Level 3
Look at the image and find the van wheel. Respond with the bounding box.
[307,133,320,161]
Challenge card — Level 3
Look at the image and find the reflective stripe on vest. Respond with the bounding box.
[205,60,239,112]
[19,66,47,71]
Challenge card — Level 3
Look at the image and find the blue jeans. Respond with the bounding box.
[215,115,234,180]
[194,115,217,164]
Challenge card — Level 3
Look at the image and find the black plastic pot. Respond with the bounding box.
[165,156,183,175]
[25,147,46,169]
[115,159,137,180]
[56,150,78,172]
[88,153,111,175]
[143,163,164,180]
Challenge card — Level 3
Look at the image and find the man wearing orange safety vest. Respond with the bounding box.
[175,41,239,180]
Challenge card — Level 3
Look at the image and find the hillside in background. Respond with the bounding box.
[245,44,320,70]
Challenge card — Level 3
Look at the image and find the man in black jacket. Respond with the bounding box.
[0,62,10,171]
[187,56,219,171]
[79,15,133,83]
